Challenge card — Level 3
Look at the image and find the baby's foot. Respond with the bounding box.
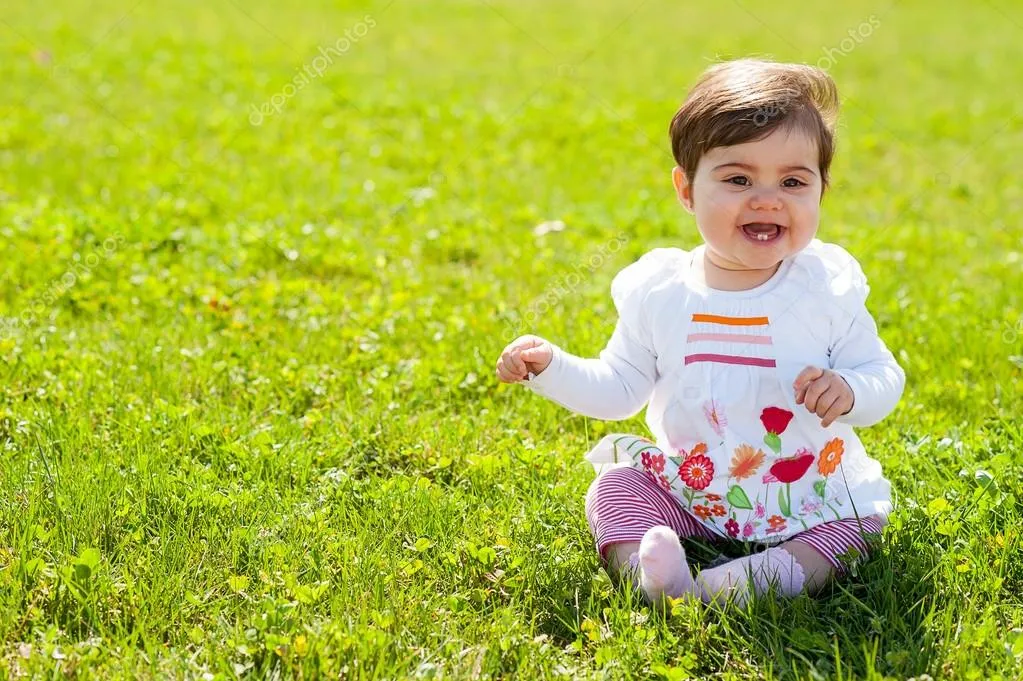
[638,526,697,604]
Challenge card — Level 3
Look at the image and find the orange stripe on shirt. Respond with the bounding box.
[690,313,770,326]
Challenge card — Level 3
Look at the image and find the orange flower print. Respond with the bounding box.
[766,515,787,534]
[729,444,766,481]
[679,442,708,458]
[818,438,845,476]
[711,504,727,517]
[704,493,722,502]
[693,504,713,520]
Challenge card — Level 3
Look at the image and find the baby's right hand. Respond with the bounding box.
[495,335,554,383]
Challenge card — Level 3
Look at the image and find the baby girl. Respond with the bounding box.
[495,59,905,607]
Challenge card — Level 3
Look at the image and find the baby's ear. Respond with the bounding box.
[672,166,695,213]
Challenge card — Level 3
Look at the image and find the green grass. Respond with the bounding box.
[1,0,1022,678]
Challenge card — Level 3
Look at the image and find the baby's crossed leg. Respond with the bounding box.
[586,467,719,601]
[586,467,885,606]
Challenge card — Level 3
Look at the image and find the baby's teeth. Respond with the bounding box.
[757,233,768,241]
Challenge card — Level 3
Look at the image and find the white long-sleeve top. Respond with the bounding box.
[523,240,905,543]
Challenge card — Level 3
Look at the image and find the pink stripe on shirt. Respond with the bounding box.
[686,333,773,345]
[684,353,777,368]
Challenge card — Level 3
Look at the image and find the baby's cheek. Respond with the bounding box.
[796,198,821,225]
[790,218,819,250]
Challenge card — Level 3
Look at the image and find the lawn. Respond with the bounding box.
[1,0,1022,678]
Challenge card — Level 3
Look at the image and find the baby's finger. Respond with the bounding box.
[814,389,841,420]
[496,357,521,383]
[520,347,545,362]
[802,378,828,412]
[499,350,519,375]
[820,397,848,427]
[518,335,544,349]
[508,347,527,375]
[794,369,824,405]
[793,365,825,392]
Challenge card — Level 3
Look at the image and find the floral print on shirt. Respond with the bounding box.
[621,405,851,538]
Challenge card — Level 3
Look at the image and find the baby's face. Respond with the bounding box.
[675,127,823,272]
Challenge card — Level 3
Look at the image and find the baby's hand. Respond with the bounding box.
[495,335,553,383]
[793,366,854,427]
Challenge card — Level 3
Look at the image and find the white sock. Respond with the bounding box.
[695,546,806,607]
[636,526,698,604]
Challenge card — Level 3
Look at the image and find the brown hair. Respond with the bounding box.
[669,59,839,189]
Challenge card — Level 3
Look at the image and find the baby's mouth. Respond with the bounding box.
[740,222,785,242]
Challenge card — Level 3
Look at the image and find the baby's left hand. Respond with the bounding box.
[793,366,854,428]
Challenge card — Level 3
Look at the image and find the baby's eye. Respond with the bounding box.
[782,177,807,188]
[725,176,750,186]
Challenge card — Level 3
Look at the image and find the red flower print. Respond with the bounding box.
[693,504,713,520]
[766,515,787,534]
[651,453,665,474]
[658,474,672,492]
[641,451,652,470]
[768,449,815,484]
[679,453,715,490]
[760,407,794,435]
[704,493,722,502]
[725,518,740,538]
[711,504,727,517]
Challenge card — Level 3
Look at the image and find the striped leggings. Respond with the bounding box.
[585,467,885,576]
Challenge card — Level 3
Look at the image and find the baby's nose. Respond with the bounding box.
[748,190,784,210]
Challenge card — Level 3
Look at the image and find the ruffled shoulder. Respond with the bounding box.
[610,248,690,320]
[789,239,870,306]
